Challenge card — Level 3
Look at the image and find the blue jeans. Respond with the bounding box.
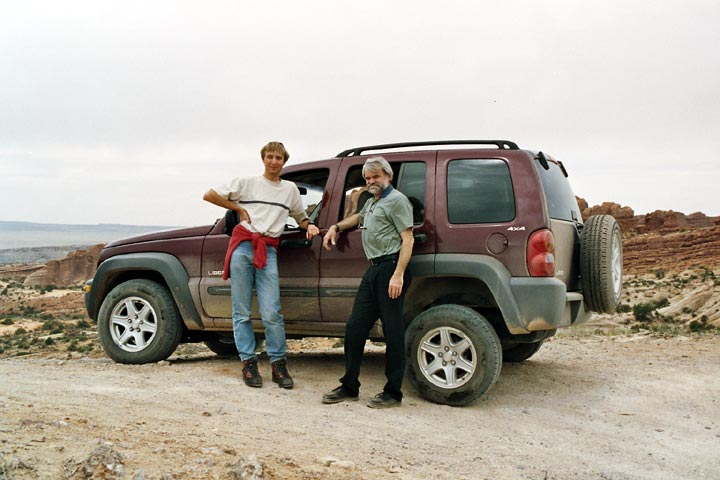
[229,241,287,363]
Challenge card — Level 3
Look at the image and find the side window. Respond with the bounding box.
[282,169,329,228]
[341,166,372,220]
[340,162,426,225]
[396,162,426,224]
[447,159,515,223]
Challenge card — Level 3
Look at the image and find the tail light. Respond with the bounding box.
[527,229,555,276]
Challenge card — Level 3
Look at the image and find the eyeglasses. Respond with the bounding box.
[359,200,378,230]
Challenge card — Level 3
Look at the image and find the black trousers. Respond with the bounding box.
[340,260,409,400]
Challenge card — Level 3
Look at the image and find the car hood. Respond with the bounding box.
[104,225,214,248]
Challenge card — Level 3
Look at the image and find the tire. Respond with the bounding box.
[204,334,264,356]
[502,341,544,362]
[580,215,623,313]
[97,279,183,364]
[204,334,238,356]
[405,305,502,406]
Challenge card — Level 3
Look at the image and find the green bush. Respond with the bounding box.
[616,304,632,313]
[633,303,655,322]
[42,320,64,333]
[655,298,669,309]
[1,318,14,326]
[689,320,714,332]
[632,298,669,322]
[76,320,91,329]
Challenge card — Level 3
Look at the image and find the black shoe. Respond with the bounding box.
[271,359,294,389]
[322,386,359,404]
[367,392,401,409]
[242,358,262,388]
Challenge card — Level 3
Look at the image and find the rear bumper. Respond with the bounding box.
[508,277,592,333]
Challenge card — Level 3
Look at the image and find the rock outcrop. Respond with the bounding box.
[23,244,104,287]
[577,198,720,274]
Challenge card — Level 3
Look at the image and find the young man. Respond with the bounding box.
[321,156,414,408]
[203,141,320,389]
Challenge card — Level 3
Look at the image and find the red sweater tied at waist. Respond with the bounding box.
[223,225,280,280]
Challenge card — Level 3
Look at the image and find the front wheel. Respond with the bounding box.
[97,279,183,364]
[405,305,502,406]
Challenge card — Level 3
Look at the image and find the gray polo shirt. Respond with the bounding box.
[359,186,413,260]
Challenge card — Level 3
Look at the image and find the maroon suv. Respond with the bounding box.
[85,140,622,406]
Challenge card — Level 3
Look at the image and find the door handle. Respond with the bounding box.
[280,238,312,249]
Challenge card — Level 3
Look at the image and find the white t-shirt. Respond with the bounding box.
[214,176,308,238]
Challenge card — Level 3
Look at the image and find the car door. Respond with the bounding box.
[198,172,327,330]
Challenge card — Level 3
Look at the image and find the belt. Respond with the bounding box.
[369,253,399,266]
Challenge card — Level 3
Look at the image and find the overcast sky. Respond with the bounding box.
[2,0,719,226]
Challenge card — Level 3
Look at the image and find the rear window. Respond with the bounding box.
[534,161,582,222]
[447,159,515,223]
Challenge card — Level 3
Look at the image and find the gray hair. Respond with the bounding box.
[362,156,393,179]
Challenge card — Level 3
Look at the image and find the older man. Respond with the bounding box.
[321,156,414,408]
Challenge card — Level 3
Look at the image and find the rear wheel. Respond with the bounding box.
[580,215,623,313]
[204,334,238,356]
[97,279,183,364]
[502,341,544,362]
[406,304,502,406]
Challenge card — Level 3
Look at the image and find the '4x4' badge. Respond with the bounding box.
[507,226,526,231]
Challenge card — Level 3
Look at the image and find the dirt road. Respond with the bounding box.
[1,334,718,479]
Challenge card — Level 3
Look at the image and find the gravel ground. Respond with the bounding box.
[1,334,719,479]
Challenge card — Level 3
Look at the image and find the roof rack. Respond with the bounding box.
[336,140,519,157]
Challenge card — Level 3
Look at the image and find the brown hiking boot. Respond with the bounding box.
[242,358,262,387]
[271,359,294,389]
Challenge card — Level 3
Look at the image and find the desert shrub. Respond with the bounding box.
[44,337,56,346]
[22,306,38,316]
[654,269,665,279]
[1,318,14,326]
[42,320,65,334]
[689,320,714,333]
[14,327,27,335]
[632,298,668,322]
[76,320,91,329]
[1,286,8,296]
[633,303,656,322]
[655,298,670,309]
[616,304,632,313]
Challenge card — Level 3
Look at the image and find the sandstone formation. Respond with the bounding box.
[577,198,720,274]
[23,244,104,287]
[657,284,720,327]
[0,263,45,280]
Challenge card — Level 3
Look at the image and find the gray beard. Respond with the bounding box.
[367,182,388,196]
